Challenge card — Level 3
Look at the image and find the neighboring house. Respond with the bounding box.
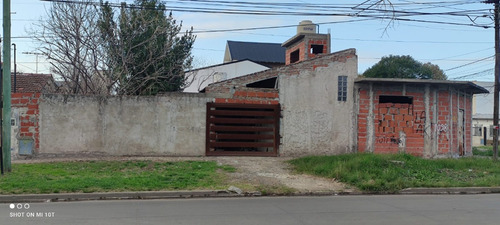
[224,40,286,68]
[187,20,325,93]
[183,60,270,93]
[13,73,57,93]
[471,81,495,146]
[183,37,286,93]
[11,73,56,158]
[205,22,353,156]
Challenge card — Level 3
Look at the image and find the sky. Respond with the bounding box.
[4,0,497,84]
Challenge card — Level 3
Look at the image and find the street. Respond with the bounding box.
[1,194,500,225]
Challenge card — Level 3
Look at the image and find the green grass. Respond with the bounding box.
[473,146,494,157]
[0,161,235,194]
[289,153,500,192]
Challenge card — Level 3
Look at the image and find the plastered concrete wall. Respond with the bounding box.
[279,49,358,156]
[39,93,214,156]
[357,84,473,158]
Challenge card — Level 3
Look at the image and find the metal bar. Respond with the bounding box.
[211,126,274,132]
[208,118,275,124]
[210,134,275,140]
[206,151,277,157]
[208,102,279,109]
[209,110,276,117]
[208,142,275,148]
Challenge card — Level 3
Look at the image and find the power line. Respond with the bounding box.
[444,55,495,71]
[193,18,374,33]
[331,37,490,44]
[450,68,494,80]
[430,47,494,61]
[40,0,493,29]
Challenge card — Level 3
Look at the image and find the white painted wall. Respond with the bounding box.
[472,82,495,146]
[472,118,494,146]
[184,60,269,93]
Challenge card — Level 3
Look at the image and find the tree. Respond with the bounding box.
[99,0,196,95]
[421,62,447,80]
[34,1,111,95]
[362,55,447,80]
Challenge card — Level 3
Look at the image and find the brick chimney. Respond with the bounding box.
[282,20,331,65]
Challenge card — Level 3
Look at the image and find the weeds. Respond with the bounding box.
[289,153,500,192]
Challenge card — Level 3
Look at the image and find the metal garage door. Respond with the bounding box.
[206,103,280,156]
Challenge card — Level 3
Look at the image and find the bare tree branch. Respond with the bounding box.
[32,1,112,95]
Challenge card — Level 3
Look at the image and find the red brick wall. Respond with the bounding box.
[285,42,306,65]
[215,89,279,105]
[307,39,329,59]
[285,37,329,65]
[11,92,41,152]
[357,85,473,157]
[437,91,450,155]
[357,90,369,152]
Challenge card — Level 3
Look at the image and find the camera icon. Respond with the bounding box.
[9,203,30,209]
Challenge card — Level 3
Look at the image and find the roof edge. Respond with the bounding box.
[354,77,489,94]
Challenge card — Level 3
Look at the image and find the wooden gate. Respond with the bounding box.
[206,103,280,156]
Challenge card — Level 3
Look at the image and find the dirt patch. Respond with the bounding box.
[214,157,353,193]
[13,155,355,194]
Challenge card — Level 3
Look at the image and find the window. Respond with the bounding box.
[246,77,278,89]
[338,76,347,102]
[473,126,482,137]
[490,125,494,137]
[310,45,324,54]
[379,95,413,104]
[290,49,300,63]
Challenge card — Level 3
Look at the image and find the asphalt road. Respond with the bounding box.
[1,195,500,225]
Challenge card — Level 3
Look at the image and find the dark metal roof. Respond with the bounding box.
[227,41,285,64]
[355,78,489,94]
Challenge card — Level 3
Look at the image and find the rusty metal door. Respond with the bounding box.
[458,109,465,156]
[206,103,280,156]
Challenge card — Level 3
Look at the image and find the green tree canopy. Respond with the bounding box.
[99,0,196,95]
[362,55,447,80]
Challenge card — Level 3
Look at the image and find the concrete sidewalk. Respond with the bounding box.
[1,187,500,203]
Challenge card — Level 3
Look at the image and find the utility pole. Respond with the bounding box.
[0,38,2,175]
[485,0,500,160]
[2,0,11,172]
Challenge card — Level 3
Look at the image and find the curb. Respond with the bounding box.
[399,187,500,195]
[1,187,499,203]
[0,190,253,203]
